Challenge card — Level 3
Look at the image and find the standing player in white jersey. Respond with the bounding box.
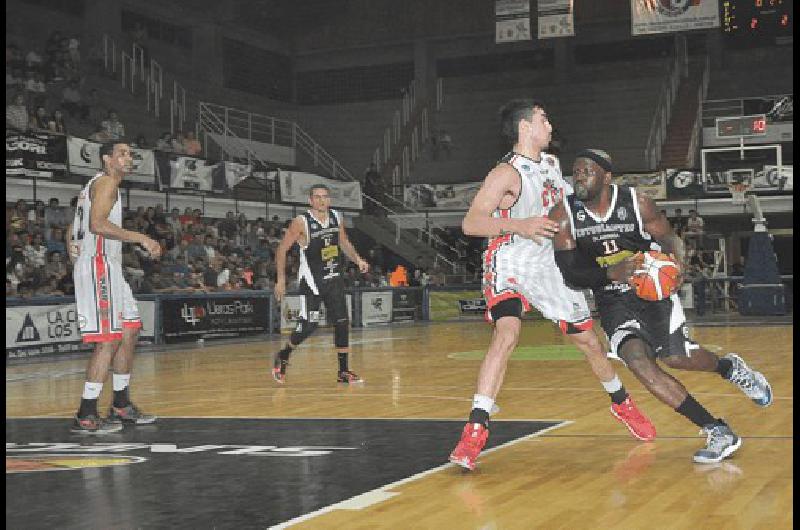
[449,99,655,470]
[70,142,161,434]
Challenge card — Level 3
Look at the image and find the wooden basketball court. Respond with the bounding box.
[6,319,793,528]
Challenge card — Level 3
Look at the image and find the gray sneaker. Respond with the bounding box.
[71,414,124,435]
[724,353,773,407]
[693,422,742,464]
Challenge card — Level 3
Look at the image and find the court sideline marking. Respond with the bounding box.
[268,420,573,529]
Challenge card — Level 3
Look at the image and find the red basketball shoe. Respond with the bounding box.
[449,423,489,471]
[610,396,656,442]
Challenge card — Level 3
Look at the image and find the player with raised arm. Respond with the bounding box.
[270,184,369,384]
[448,100,655,471]
[549,149,772,463]
[70,142,162,434]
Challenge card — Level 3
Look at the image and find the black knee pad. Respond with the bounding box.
[290,319,318,345]
[334,319,349,348]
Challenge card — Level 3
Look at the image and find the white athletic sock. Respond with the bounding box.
[82,382,103,400]
[472,394,495,415]
[601,374,623,394]
[113,373,131,392]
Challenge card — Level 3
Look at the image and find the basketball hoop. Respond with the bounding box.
[729,183,748,206]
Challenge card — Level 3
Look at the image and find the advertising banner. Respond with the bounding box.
[161,296,268,342]
[391,289,421,322]
[361,291,393,325]
[278,171,362,210]
[6,131,67,180]
[496,0,531,43]
[66,137,155,185]
[664,168,704,198]
[279,294,354,330]
[538,0,574,39]
[6,301,155,359]
[404,183,482,209]
[631,0,720,36]
[430,290,543,321]
[612,171,666,200]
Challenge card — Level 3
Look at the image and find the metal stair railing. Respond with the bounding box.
[645,50,686,170]
[687,55,712,168]
[102,33,189,136]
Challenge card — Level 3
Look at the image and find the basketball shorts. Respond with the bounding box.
[482,240,591,326]
[74,255,141,343]
[597,290,698,359]
[299,277,348,323]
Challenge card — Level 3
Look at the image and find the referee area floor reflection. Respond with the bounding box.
[6,417,563,529]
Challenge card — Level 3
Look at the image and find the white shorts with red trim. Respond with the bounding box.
[74,255,141,343]
[482,234,590,325]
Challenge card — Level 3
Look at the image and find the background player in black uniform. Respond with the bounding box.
[549,149,773,464]
[271,184,369,384]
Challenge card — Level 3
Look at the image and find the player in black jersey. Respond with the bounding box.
[549,149,773,464]
[270,184,369,384]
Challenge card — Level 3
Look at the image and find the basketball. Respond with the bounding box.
[629,251,681,301]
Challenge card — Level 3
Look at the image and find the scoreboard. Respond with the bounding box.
[722,0,793,41]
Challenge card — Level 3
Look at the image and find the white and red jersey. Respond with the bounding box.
[72,173,123,262]
[482,151,590,326]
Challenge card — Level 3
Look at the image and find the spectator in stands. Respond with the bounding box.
[254,238,272,260]
[170,132,186,154]
[438,129,453,158]
[7,43,24,69]
[7,279,17,297]
[67,35,80,69]
[26,201,47,236]
[46,227,66,255]
[685,209,705,239]
[88,124,111,142]
[25,48,43,71]
[61,80,89,122]
[30,105,50,131]
[49,109,67,134]
[156,132,174,152]
[24,233,47,268]
[671,208,686,235]
[183,131,202,156]
[24,72,47,107]
[168,238,191,261]
[44,250,68,280]
[6,93,29,131]
[86,88,101,125]
[186,234,207,261]
[9,200,29,233]
[220,211,238,240]
[57,270,75,295]
[100,109,125,140]
[131,134,148,149]
[389,264,409,287]
[45,31,63,62]
[6,65,23,89]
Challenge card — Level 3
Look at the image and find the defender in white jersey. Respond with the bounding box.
[449,99,655,471]
[68,142,162,434]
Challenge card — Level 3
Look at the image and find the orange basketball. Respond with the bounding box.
[629,251,681,301]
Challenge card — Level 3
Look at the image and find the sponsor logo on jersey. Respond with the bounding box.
[576,210,586,221]
[617,207,628,221]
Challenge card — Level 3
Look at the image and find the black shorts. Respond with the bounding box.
[596,289,698,359]
[300,277,348,323]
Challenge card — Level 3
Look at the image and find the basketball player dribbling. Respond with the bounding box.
[549,149,772,463]
[270,184,369,384]
[449,100,655,471]
[70,142,160,434]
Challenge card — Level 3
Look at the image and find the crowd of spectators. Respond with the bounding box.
[7,197,432,298]
[6,33,201,158]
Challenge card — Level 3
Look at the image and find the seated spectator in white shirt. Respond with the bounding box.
[44,198,68,231]
[24,72,47,106]
[25,49,43,70]
[6,93,30,131]
[100,109,126,140]
[24,233,48,268]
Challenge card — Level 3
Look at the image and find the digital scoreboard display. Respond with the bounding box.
[722,0,793,39]
[716,114,768,137]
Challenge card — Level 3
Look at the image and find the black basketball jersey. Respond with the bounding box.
[564,185,659,295]
[298,209,343,294]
